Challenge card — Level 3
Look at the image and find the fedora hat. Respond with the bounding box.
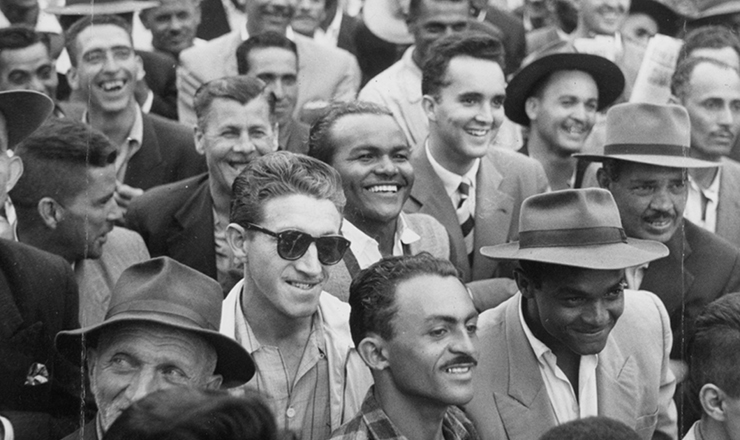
[0,90,53,148]
[575,102,719,168]
[46,0,158,15]
[362,0,414,45]
[693,0,740,20]
[56,257,255,387]
[505,53,625,126]
[481,188,668,269]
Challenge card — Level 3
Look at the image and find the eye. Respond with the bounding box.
[162,366,188,381]
[429,328,448,338]
[632,184,654,196]
[8,71,29,85]
[492,95,505,108]
[465,323,478,335]
[112,47,133,60]
[563,297,587,306]
[109,354,134,370]
[83,50,106,64]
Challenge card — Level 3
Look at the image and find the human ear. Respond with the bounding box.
[524,96,540,122]
[357,335,390,371]
[700,383,726,422]
[5,155,22,193]
[514,268,534,299]
[38,197,63,229]
[205,374,223,390]
[422,95,438,123]
[226,223,248,263]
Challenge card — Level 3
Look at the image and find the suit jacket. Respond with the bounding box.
[61,420,97,440]
[482,5,526,76]
[0,240,81,440]
[323,212,451,301]
[716,157,740,248]
[125,173,218,287]
[280,117,310,154]
[640,219,740,360]
[335,13,360,57]
[124,113,206,191]
[404,143,548,282]
[139,50,178,120]
[464,291,678,440]
[177,30,361,126]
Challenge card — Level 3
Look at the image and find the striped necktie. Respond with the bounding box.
[457,179,475,265]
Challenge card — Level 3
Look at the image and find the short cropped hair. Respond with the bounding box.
[0,27,50,57]
[407,0,469,23]
[307,101,394,165]
[422,32,505,98]
[230,151,345,226]
[103,387,278,440]
[235,31,298,75]
[538,416,641,440]
[193,76,272,131]
[671,57,740,102]
[10,119,116,225]
[349,253,461,347]
[678,25,740,66]
[689,292,740,401]
[65,14,133,67]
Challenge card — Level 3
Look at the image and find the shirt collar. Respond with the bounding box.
[314,7,343,45]
[81,104,144,145]
[425,140,480,199]
[341,213,421,268]
[689,168,721,204]
[241,24,296,41]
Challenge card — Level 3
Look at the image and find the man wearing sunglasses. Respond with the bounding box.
[220,151,373,440]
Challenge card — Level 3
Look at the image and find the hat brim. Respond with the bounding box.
[45,1,159,15]
[694,2,740,19]
[56,313,255,388]
[574,152,720,168]
[0,91,53,147]
[505,53,626,126]
[480,237,669,269]
[362,0,414,45]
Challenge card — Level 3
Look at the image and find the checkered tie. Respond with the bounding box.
[457,179,475,265]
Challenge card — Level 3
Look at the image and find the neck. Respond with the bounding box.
[689,166,719,190]
[701,416,731,440]
[0,2,38,26]
[527,137,577,190]
[411,46,424,69]
[374,378,448,440]
[209,180,232,222]
[346,213,398,257]
[240,279,314,347]
[427,131,477,176]
[523,296,580,382]
[88,103,137,147]
[17,226,76,264]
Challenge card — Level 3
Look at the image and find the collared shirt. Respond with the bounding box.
[625,263,650,290]
[232,296,332,440]
[682,421,700,440]
[1,196,18,241]
[329,386,479,440]
[518,295,599,424]
[341,213,421,269]
[83,106,144,183]
[685,170,721,234]
[313,8,343,47]
[426,141,480,213]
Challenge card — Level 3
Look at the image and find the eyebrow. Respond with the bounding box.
[425,312,478,324]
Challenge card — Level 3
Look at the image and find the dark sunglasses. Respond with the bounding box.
[245,223,350,265]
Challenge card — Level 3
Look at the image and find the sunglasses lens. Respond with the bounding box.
[316,236,350,265]
[276,230,313,260]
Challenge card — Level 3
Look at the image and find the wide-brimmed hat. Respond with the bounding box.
[362,0,414,45]
[505,53,625,126]
[575,102,719,168]
[0,90,53,147]
[481,188,668,269]
[629,0,682,36]
[56,257,254,387]
[692,0,740,20]
[46,0,158,15]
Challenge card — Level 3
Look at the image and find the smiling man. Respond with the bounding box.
[220,151,373,440]
[308,101,451,301]
[331,253,479,440]
[139,0,201,58]
[464,188,675,440]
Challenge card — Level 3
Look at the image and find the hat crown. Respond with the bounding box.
[696,0,732,11]
[605,102,690,148]
[106,257,222,332]
[519,188,623,235]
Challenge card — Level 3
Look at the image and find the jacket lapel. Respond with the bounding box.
[640,223,694,313]
[167,179,217,278]
[124,114,164,189]
[597,332,638,424]
[0,269,23,339]
[716,158,740,247]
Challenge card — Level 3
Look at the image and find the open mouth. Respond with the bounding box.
[465,128,489,138]
[367,184,399,193]
[445,365,474,374]
[99,79,126,92]
[287,280,321,290]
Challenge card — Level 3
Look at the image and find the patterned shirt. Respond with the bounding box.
[330,387,479,440]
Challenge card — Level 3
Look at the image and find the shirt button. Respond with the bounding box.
[286,407,296,418]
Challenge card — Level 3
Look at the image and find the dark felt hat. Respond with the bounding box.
[0,90,53,148]
[505,52,625,126]
[56,257,255,387]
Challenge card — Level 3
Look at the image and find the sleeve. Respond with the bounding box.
[331,53,361,102]
[652,293,679,440]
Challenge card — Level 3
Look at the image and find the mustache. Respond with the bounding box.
[643,211,676,223]
[441,355,478,369]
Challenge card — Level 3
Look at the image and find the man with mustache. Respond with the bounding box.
[330,253,479,440]
[220,152,373,440]
[671,57,740,249]
[578,103,740,428]
[464,187,675,440]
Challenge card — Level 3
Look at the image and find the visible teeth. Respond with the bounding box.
[100,80,125,91]
[368,185,398,193]
[290,282,312,290]
[466,129,488,137]
[446,366,471,374]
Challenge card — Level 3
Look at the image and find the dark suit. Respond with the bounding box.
[61,420,97,440]
[125,113,206,191]
[0,240,81,440]
[280,118,310,154]
[481,5,527,76]
[335,13,360,57]
[139,50,178,120]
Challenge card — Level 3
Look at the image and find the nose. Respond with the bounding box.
[170,15,185,31]
[28,76,46,94]
[475,102,496,126]
[297,0,311,11]
[571,103,589,122]
[582,300,610,327]
[270,81,286,101]
[450,327,477,357]
[106,196,123,222]
[374,155,398,176]
[294,242,323,276]
[718,103,734,127]
[648,186,674,213]
[233,133,257,154]
[125,370,160,402]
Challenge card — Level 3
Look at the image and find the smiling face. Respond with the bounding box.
[0,42,58,99]
[381,274,478,407]
[328,113,413,230]
[520,265,625,356]
[195,96,275,198]
[244,47,298,126]
[291,0,326,36]
[526,69,599,156]
[68,24,143,115]
[600,161,687,243]
[241,194,342,320]
[141,0,201,56]
[245,0,297,35]
[408,0,470,64]
[576,0,630,36]
[681,62,740,161]
[87,322,220,432]
[425,55,506,171]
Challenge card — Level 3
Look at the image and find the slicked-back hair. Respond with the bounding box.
[678,25,740,66]
[407,0,469,23]
[689,293,740,401]
[230,151,345,227]
[193,75,273,131]
[307,101,394,165]
[10,118,116,226]
[103,387,279,440]
[671,57,740,102]
[421,31,505,98]
[0,26,50,57]
[348,253,461,348]
[235,31,298,75]
[64,14,133,68]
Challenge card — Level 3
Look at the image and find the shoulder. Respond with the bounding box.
[614,289,671,339]
[319,291,352,329]
[487,147,543,173]
[685,220,740,261]
[0,239,69,274]
[127,174,208,218]
[180,31,237,64]
[295,34,355,63]
[477,294,517,335]
[405,212,445,232]
[329,411,370,440]
[144,112,193,137]
[359,59,404,94]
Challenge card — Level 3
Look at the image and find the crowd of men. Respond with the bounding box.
[2,0,740,439]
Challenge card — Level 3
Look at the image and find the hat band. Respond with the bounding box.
[106,300,217,331]
[519,226,627,248]
[605,143,690,157]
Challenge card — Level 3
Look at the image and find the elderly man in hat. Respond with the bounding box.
[464,188,676,440]
[505,52,624,190]
[56,257,255,440]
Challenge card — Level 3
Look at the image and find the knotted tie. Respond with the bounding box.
[456,179,475,265]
